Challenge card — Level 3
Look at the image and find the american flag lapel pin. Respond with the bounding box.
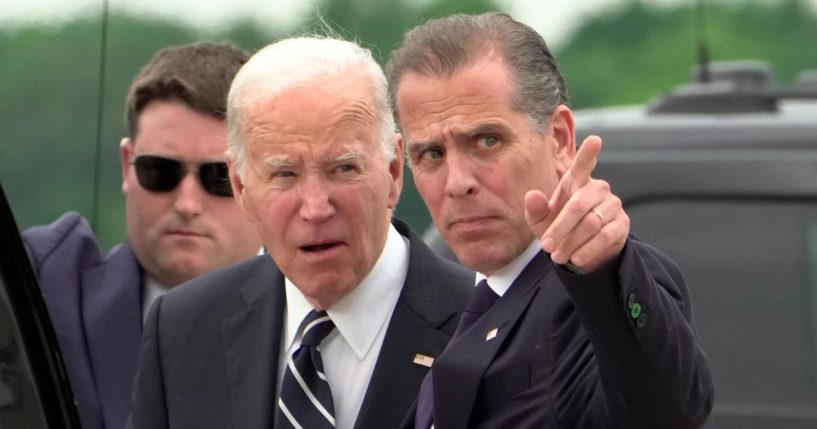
[413,353,434,368]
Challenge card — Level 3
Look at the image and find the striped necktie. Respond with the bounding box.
[277,310,337,429]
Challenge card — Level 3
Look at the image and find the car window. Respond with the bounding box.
[629,198,817,427]
[0,282,49,427]
[0,183,80,428]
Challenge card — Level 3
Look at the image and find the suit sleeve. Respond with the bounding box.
[556,236,714,428]
[130,295,170,429]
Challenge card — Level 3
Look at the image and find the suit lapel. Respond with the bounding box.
[81,243,144,429]
[355,301,459,429]
[355,220,471,429]
[433,252,553,429]
[222,256,286,429]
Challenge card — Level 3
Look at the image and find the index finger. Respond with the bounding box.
[566,135,602,190]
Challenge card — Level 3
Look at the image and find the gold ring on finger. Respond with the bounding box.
[592,208,605,225]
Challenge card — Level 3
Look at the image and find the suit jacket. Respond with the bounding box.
[23,212,144,429]
[130,219,474,429]
[420,237,714,429]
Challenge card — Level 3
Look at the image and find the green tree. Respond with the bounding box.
[557,0,817,108]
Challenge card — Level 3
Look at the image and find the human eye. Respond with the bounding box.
[267,169,297,185]
[414,146,444,165]
[330,162,360,177]
[476,134,501,149]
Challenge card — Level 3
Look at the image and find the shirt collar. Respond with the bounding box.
[284,223,409,359]
[142,275,169,321]
[476,239,541,297]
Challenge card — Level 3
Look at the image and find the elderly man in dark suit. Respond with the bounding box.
[129,37,472,429]
[388,13,714,428]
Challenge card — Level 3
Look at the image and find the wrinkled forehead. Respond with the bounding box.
[238,79,383,166]
[244,89,377,142]
[245,72,377,129]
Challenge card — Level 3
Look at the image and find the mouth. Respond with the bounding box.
[300,241,344,253]
[167,230,205,237]
[449,216,496,228]
[445,215,503,240]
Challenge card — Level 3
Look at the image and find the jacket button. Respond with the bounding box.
[636,312,648,328]
[627,293,636,309]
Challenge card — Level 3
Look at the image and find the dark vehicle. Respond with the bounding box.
[0,183,81,428]
[425,61,817,428]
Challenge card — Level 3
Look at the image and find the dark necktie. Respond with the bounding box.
[277,310,337,429]
[415,279,500,428]
[454,279,500,336]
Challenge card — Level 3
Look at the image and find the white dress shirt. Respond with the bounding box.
[475,239,541,295]
[142,276,169,322]
[280,223,409,429]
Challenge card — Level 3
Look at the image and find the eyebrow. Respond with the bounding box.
[260,150,362,170]
[332,149,360,163]
[407,141,435,156]
[457,122,510,139]
[406,121,513,154]
[262,156,293,170]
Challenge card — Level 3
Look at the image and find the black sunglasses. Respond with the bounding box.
[130,155,233,197]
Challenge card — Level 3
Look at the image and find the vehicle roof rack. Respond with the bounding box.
[647,61,817,114]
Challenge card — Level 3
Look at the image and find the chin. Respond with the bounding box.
[296,271,354,296]
[456,245,512,274]
[452,249,489,272]
[168,260,210,280]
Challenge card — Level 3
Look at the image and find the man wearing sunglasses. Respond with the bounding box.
[22,42,262,429]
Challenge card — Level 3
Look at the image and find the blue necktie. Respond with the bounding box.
[416,280,499,428]
[277,310,336,429]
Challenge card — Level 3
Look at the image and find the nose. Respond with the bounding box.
[299,176,336,222]
[444,151,478,198]
[172,172,204,219]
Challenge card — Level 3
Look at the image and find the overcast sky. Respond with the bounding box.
[2,0,815,47]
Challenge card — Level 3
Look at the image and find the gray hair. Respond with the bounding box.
[386,12,568,133]
[227,37,396,179]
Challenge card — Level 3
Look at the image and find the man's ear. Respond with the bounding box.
[120,138,133,194]
[387,133,404,210]
[226,152,252,220]
[547,105,577,178]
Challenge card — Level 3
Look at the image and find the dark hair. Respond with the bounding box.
[125,42,249,138]
[386,12,568,132]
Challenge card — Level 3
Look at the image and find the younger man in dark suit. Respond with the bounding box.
[129,37,472,429]
[22,42,262,429]
[388,13,714,428]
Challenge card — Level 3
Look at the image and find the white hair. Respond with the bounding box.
[227,37,396,180]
